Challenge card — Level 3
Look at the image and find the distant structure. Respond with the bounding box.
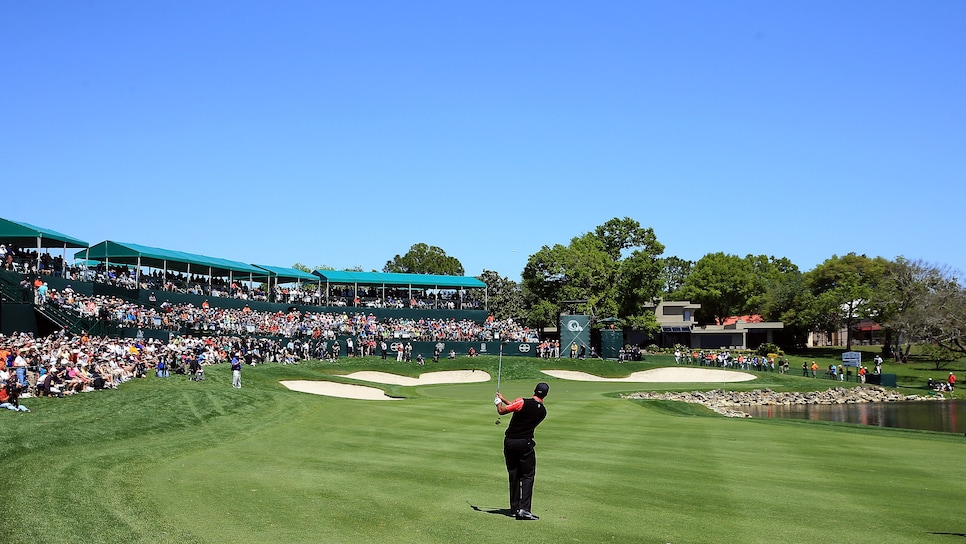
[650,300,783,350]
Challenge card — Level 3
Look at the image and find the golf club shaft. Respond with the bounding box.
[497,346,502,393]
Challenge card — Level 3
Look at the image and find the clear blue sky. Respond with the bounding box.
[3,2,964,280]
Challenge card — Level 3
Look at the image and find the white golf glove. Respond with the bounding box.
[494,396,502,405]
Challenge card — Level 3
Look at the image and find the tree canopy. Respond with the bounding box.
[522,217,664,331]
[384,243,464,276]
[875,258,966,356]
[474,269,527,323]
[803,253,889,350]
[379,226,964,356]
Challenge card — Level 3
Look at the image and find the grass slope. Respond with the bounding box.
[2,354,964,543]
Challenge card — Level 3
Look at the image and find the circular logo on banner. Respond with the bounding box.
[567,320,585,332]
[390,342,403,351]
[518,343,531,353]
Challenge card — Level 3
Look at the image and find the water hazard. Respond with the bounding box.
[739,400,965,433]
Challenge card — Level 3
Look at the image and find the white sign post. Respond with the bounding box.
[842,351,862,368]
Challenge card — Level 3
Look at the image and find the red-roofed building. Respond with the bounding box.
[718,315,763,327]
[648,301,783,350]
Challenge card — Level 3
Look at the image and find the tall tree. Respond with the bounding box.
[616,248,665,331]
[804,253,889,351]
[474,269,527,322]
[875,259,966,357]
[754,259,810,348]
[929,282,966,355]
[384,243,464,275]
[677,252,756,325]
[661,256,694,297]
[594,217,658,260]
[522,217,664,330]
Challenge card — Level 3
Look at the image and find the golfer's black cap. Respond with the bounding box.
[534,382,550,398]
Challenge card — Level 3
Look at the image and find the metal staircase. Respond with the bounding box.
[32,303,95,335]
[0,270,27,303]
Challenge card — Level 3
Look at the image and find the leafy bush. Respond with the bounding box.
[756,343,782,357]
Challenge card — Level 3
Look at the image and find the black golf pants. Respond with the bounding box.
[504,437,537,513]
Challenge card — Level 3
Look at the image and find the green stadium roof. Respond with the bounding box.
[313,269,485,289]
[75,241,267,278]
[253,264,319,283]
[0,217,89,248]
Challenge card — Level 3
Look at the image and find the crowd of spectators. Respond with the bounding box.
[42,285,537,344]
[0,328,312,410]
[1,248,532,413]
[1,244,67,277]
[672,349,788,372]
[1,284,537,412]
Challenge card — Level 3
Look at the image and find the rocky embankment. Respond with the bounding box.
[620,386,943,418]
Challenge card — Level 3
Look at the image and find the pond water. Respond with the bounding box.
[739,400,965,434]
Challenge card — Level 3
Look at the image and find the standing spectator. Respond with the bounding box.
[37,282,49,308]
[231,355,242,389]
[32,277,43,304]
[948,372,956,391]
[13,349,28,389]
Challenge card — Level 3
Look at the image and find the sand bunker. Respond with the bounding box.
[280,380,401,400]
[542,367,756,383]
[340,370,491,386]
[282,368,748,400]
[280,371,491,400]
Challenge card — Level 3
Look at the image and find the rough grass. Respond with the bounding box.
[2,354,964,543]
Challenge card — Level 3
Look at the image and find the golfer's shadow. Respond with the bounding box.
[467,502,515,518]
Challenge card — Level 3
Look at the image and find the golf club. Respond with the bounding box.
[495,339,508,425]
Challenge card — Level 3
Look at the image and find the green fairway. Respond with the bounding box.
[3,355,965,543]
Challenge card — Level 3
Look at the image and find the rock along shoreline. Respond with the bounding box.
[620,386,944,418]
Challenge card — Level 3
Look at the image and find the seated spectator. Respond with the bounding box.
[39,365,64,397]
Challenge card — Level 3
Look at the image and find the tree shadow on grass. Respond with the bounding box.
[467,501,515,518]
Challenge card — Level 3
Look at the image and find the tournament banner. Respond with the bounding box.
[600,329,623,360]
[559,314,590,357]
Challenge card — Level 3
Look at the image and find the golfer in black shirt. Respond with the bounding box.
[495,382,549,521]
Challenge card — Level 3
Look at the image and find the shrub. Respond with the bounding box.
[756,343,782,357]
